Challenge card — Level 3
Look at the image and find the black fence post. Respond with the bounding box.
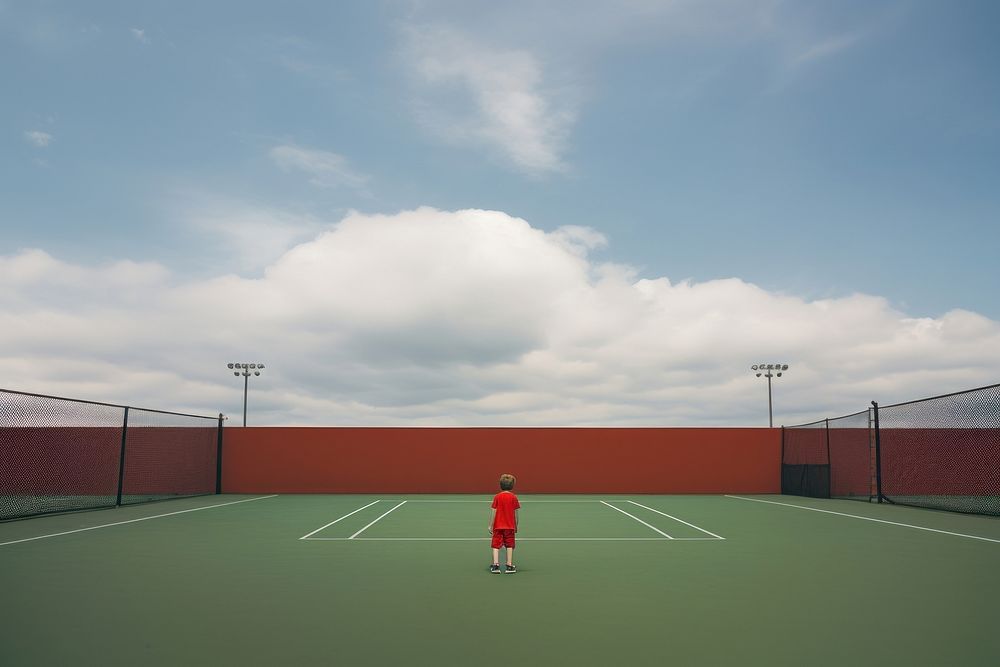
[824,418,831,464]
[216,413,224,494]
[116,406,130,507]
[779,426,785,494]
[824,418,832,496]
[871,401,883,504]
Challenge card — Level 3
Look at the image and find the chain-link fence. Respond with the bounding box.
[828,409,873,501]
[783,383,999,517]
[877,384,1000,516]
[1,389,222,521]
[120,407,220,506]
[781,418,829,498]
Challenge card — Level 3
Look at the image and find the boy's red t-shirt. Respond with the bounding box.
[491,491,520,530]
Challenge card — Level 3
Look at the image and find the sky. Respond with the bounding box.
[2,0,999,426]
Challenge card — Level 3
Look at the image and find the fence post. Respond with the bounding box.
[871,401,883,503]
[824,418,831,464]
[116,406,130,506]
[824,418,832,497]
[216,413,224,494]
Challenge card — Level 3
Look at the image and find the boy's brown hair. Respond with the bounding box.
[499,473,516,491]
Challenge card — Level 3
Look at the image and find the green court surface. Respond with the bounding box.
[2,494,998,666]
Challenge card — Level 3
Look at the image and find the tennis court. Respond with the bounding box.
[2,493,998,666]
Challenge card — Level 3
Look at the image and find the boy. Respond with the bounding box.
[489,473,520,573]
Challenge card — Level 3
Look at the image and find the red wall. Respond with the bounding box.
[222,427,780,494]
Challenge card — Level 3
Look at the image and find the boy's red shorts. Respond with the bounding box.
[491,529,516,549]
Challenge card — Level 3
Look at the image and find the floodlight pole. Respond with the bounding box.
[767,373,773,427]
[227,362,265,427]
[751,363,789,427]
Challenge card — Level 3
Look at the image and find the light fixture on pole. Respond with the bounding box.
[751,363,789,427]
[227,362,265,427]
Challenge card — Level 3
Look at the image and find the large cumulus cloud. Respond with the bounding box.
[2,207,998,425]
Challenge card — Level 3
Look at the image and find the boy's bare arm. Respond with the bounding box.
[514,508,519,532]
[488,508,496,534]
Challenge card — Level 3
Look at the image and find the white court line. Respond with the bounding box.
[350,501,406,539]
[309,537,719,542]
[726,495,1000,544]
[627,501,725,540]
[299,500,382,540]
[304,537,716,541]
[401,500,600,503]
[0,495,278,548]
[601,501,673,539]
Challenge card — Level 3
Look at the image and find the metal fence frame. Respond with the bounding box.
[1,388,224,521]
[782,383,1000,516]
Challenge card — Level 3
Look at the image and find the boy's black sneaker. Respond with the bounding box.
[505,564,516,574]
[490,564,501,574]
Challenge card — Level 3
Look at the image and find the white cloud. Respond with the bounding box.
[2,207,998,425]
[24,130,52,147]
[397,2,885,147]
[403,25,574,175]
[549,225,607,257]
[179,196,326,272]
[0,249,168,290]
[130,27,149,44]
[269,144,369,191]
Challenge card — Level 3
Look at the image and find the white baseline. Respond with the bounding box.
[305,536,720,541]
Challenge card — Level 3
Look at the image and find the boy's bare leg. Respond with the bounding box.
[506,547,513,566]
[492,548,500,565]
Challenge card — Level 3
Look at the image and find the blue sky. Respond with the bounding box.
[2,1,999,425]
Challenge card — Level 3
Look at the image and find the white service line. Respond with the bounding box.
[627,501,725,540]
[726,495,1000,544]
[0,495,279,547]
[299,500,382,540]
[349,501,407,539]
[601,501,673,539]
